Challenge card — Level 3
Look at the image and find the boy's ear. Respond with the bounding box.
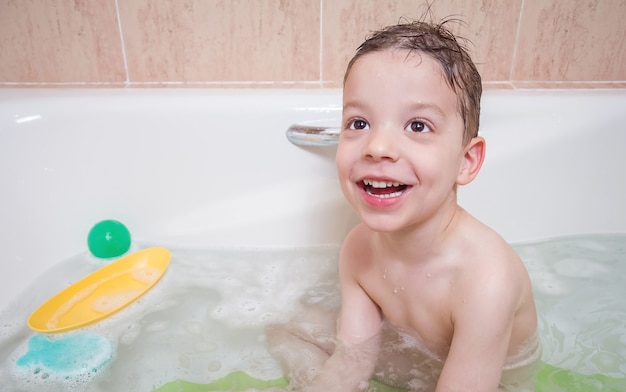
[456,136,486,186]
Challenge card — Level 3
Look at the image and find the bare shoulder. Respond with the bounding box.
[456,224,529,305]
[339,223,375,269]
[449,211,534,316]
[456,212,527,279]
[451,212,537,349]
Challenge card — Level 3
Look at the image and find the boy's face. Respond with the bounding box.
[337,50,470,233]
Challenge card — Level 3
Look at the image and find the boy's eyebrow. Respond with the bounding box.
[408,102,447,119]
[342,100,368,112]
[343,100,447,119]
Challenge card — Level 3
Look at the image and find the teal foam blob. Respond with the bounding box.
[16,332,113,379]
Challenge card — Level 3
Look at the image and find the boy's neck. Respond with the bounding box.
[374,203,466,264]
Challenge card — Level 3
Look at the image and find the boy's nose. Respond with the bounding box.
[363,127,399,162]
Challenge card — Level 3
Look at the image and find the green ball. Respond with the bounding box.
[87,220,131,258]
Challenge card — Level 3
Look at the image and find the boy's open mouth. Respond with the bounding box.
[361,179,408,199]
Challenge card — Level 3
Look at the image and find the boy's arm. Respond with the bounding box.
[298,332,381,392]
[435,272,518,392]
[336,240,384,346]
[299,242,383,392]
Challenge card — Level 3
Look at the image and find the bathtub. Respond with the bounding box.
[2,88,625,312]
[1,87,626,308]
[0,89,625,388]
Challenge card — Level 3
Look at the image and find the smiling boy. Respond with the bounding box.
[267,21,541,391]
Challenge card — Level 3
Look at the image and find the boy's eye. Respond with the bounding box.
[406,120,430,133]
[349,119,369,130]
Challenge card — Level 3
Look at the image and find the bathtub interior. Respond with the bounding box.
[2,88,626,307]
[1,88,625,389]
[0,89,350,312]
[461,89,626,241]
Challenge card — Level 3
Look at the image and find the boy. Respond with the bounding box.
[267,20,541,391]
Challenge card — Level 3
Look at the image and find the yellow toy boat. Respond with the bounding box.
[28,247,170,333]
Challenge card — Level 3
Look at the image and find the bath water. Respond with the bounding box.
[0,246,340,391]
[0,235,624,391]
[513,235,626,382]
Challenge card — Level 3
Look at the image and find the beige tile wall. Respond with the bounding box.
[1,0,624,88]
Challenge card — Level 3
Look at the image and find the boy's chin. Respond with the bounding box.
[358,214,410,234]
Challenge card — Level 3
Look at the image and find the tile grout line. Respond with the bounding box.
[509,0,526,82]
[0,80,338,87]
[319,0,324,86]
[114,0,130,87]
[2,80,626,88]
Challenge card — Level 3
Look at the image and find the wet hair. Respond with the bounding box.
[344,20,482,145]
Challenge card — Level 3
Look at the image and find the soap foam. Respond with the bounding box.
[0,244,340,392]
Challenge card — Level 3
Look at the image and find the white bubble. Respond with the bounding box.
[185,322,202,335]
[146,321,167,332]
[207,360,222,372]
[91,289,142,313]
[553,257,609,278]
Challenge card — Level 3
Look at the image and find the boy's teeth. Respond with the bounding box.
[363,179,402,188]
[362,179,408,199]
[366,189,404,198]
